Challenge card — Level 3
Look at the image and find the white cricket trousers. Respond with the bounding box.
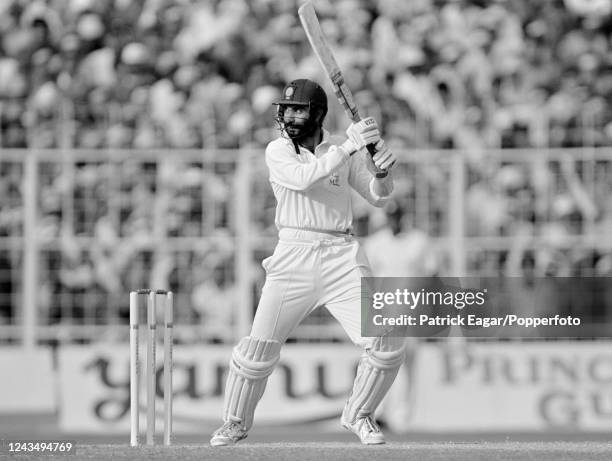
[250,228,374,348]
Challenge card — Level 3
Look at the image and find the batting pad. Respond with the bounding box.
[343,337,406,423]
[223,336,282,430]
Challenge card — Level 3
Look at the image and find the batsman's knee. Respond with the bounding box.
[231,336,282,379]
[364,336,406,369]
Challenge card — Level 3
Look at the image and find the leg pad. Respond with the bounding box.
[223,337,281,430]
[343,337,406,423]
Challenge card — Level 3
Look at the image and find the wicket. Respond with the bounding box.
[129,289,174,447]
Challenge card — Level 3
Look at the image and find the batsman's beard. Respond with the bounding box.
[282,119,317,141]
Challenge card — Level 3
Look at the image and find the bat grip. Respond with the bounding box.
[366,143,388,178]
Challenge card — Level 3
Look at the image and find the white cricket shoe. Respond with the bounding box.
[341,415,386,445]
[210,421,248,446]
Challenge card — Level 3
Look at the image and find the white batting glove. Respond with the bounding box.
[365,140,395,178]
[372,139,396,171]
[346,117,380,150]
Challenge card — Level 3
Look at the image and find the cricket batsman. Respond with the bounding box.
[210,79,405,446]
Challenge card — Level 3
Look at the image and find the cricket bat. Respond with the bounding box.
[298,1,382,165]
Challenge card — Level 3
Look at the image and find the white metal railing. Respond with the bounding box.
[0,147,611,346]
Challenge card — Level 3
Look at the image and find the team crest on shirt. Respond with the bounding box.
[329,173,340,186]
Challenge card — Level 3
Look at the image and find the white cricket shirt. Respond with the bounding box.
[265,130,389,233]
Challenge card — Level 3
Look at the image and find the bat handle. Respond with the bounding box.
[366,143,388,178]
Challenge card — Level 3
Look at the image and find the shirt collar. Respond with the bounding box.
[314,129,332,155]
[319,129,331,146]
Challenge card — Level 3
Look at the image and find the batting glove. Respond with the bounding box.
[365,140,396,178]
[372,139,396,171]
[346,117,380,151]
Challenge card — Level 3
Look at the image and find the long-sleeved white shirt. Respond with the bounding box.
[265,130,392,232]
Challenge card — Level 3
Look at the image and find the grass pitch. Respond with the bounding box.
[10,441,609,461]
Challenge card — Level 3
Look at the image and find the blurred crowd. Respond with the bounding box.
[2,0,612,334]
[1,0,612,150]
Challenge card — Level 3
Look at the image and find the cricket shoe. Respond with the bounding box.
[341,415,386,445]
[210,421,248,447]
